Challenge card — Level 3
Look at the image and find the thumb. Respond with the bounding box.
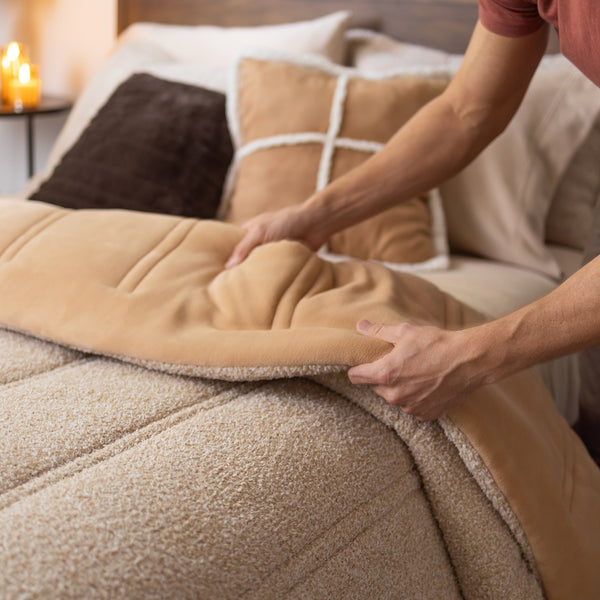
[355,320,398,345]
[225,233,256,269]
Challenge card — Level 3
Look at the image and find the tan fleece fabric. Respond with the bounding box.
[225,55,448,265]
[1,328,539,600]
[1,200,599,598]
[0,200,469,369]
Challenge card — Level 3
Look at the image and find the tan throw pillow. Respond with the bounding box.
[224,51,450,271]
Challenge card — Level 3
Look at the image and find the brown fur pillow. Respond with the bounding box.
[30,73,233,219]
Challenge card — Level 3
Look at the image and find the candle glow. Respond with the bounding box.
[1,42,40,108]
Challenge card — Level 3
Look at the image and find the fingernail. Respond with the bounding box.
[357,319,373,333]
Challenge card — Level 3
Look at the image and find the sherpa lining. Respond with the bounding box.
[1,329,543,599]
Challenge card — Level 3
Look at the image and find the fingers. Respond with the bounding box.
[347,359,384,385]
[348,320,397,384]
[225,229,260,269]
[355,319,402,344]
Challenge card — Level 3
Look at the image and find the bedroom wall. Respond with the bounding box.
[0,0,117,195]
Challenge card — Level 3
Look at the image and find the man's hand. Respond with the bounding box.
[348,319,486,421]
[226,205,327,268]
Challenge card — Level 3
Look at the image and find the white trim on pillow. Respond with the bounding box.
[223,48,452,271]
[317,74,349,191]
[225,47,452,148]
[318,189,449,273]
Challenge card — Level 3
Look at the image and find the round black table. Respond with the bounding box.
[0,97,72,178]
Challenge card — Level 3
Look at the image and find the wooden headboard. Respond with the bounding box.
[117,0,480,54]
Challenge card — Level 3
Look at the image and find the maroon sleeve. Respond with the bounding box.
[478,0,546,37]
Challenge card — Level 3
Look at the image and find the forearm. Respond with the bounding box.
[298,23,547,245]
[227,23,547,269]
[459,256,600,386]
[301,92,494,242]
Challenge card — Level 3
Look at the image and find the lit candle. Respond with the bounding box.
[7,62,41,110]
[1,42,29,105]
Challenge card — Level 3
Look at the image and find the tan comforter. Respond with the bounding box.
[1,200,599,600]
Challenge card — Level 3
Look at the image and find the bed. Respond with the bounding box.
[1,1,599,598]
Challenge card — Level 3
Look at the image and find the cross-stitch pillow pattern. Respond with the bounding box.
[223,51,451,272]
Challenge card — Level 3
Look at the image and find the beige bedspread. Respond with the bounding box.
[1,200,599,599]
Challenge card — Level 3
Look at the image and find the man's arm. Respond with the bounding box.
[348,255,600,421]
[226,21,549,267]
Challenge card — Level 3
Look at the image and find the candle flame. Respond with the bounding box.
[18,63,31,84]
[6,42,21,61]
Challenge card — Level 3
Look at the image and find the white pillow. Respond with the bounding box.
[25,12,352,198]
[440,56,600,278]
[117,11,351,66]
[346,29,600,278]
[346,29,463,71]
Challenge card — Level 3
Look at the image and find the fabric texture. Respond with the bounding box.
[545,113,600,250]
[0,329,544,600]
[224,51,450,272]
[30,74,232,219]
[1,199,599,599]
[478,0,548,37]
[345,29,464,72]
[0,200,464,369]
[575,198,600,465]
[478,0,600,86]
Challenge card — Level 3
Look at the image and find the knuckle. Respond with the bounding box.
[397,321,415,335]
[402,403,417,415]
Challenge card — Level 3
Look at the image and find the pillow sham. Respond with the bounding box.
[30,73,232,219]
[346,29,600,278]
[24,12,351,198]
[224,50,451,271]
[440,56,600,278]
[545,114,600,251]
[118,11,351,67]
[346,29,463,72]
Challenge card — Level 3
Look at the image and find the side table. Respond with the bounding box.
[0,97,72,178]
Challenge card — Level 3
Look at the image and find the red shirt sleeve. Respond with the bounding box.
[478,0,547,37]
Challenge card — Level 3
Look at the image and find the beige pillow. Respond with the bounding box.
[117,11,351,67]
[347,30,600,278]
[545,114,600,251]
[224,51,451,271]
[346,29,463,72]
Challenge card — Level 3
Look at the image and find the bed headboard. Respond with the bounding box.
[117,0,480,54]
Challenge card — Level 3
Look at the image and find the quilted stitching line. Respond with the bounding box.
[0,356,91,390]
[115,218,195,293]
[0,380,260,512]
[0,210,69,263]
[241,474,428,600]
